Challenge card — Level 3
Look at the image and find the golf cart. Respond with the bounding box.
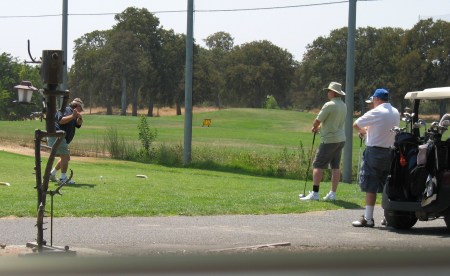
[382,87,450,230]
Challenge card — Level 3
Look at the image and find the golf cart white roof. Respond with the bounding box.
[405,87,450,100]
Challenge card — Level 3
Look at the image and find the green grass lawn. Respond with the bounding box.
[0,108,319,154]
[0,150,364,217]
[0,108,371,217]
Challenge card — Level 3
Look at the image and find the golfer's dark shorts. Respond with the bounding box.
[313,141,345,169]
[359,146,391,193]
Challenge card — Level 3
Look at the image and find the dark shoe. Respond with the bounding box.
[352,216,374,227]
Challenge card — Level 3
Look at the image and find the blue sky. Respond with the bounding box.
[1,0,449,67]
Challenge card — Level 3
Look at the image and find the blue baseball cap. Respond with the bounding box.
[372,88,389,101]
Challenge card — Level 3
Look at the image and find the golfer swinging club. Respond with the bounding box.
[300,82,347,201]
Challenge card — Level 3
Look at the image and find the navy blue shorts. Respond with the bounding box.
[359,146,391,193]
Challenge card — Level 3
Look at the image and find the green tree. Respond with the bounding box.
[398,19,450,114]
[158,29,186,116]
[224,40,296,108]
[202,32,235,108]
[0,53,42,120]
[70,30,115,114]
[295,28,348,110]
[114,7,162,117]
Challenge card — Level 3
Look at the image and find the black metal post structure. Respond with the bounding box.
[33,50,70,253]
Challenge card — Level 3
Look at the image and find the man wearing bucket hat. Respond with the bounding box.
[352,88,400,227]
[300,82,347,201]
[48,98,84,185]
[365,95,374,109]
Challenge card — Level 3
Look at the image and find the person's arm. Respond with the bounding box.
[353,122,366,138]
[312,119,321,133]
[76,115,83,127]
[59,109,81,125]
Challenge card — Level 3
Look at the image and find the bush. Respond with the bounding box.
[104,127,138,160]
[138,115,157,157]
[264,95,280,109]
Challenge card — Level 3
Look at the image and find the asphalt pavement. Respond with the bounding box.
[2,206,450,255]
[2,206,450,274]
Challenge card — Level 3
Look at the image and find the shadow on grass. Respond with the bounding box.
[187,160,299,180]
[64,183,96,188]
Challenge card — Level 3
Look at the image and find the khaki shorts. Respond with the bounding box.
[47,137,70,155]
[313,142,345,169]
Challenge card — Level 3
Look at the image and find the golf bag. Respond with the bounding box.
[385,132,428,201]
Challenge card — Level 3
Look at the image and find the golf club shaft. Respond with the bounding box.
[356,137,363,184]
[303,132,316,195]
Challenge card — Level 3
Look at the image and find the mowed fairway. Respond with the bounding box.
[0,108,365,217]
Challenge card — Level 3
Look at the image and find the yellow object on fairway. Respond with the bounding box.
[202,119,212,127]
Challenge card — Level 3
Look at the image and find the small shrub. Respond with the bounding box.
[155,143,183,166]
[104,127,128,159]
[264,95,280,109]
[138,115,157,156]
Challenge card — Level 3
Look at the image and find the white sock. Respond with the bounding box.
[60,173,67,179]
[51,168,56,176]
[364,205,375,220]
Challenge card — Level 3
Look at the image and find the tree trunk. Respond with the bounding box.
[147,98,154,117]
[176,97,182,116]
[132,82,138,117]
[215,93,221,109]
[106,101,113,115]
[120,75,127,116]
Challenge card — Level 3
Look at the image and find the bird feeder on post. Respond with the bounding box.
[14,81,38,104]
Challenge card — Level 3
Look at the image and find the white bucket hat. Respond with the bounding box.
[71,98,84,111]
[324,82,345,96]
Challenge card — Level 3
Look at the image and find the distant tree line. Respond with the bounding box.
[0,6,449,120]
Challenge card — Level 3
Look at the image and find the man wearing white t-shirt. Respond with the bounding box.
[352,88,400,227]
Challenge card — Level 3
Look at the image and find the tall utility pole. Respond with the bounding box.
[183,0,194,165]
[61,0,68,106]
[342,0,357,183]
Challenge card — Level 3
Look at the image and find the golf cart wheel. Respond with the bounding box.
[444,213,450,229]
[384,210,418,229]
[444,216,450,229]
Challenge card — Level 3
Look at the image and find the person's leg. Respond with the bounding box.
[330,168,340,192]
[59,154,70,176]
[54,159,62,171]
[299,167,322,200]
[364,192,376,220]
[312,167,323,187]
[53,139,71,180]
[352,147,381,227]
[311,143,330,192]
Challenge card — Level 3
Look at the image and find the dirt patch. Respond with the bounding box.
[0,106,219,158]
[0,142,98,163]
[87,106,219,116]
[0,143,35,157]
[0,244,34,257]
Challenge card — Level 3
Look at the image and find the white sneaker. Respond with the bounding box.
[59,178,75,185]
[323,191,336,201]
[49,174,58,182]
[299,191,319,201]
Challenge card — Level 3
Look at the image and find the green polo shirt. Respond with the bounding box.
[316,97,347,144]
